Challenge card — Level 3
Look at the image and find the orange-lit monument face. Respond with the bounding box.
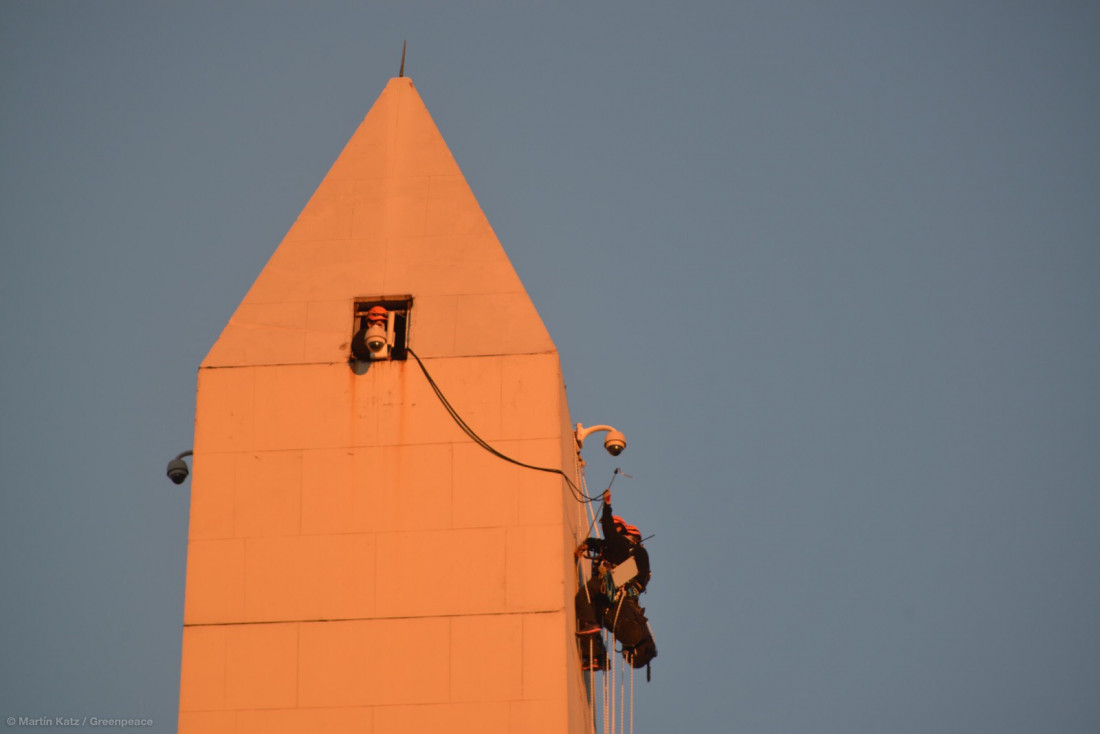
[179,78,591,733]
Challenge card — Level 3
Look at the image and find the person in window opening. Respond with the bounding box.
[574,489,650,668]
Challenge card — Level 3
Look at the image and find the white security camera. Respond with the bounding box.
[604,430,626,457]
[365,323,390,358]
[575,423,627,458]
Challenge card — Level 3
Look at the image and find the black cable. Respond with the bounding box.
[406,348,600,503]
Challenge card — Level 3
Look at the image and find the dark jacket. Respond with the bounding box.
[586,502,650,592]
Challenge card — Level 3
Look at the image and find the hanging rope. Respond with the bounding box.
[611,595,627,634]
[620,653,626,734]
[630,663,635,734]
[585,625,641,734]
[589,636,597,727]
[609,629,616,734]
[580,471,602,546]
[604,645,611,734]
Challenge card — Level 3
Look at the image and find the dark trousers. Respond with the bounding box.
[575,575,606,630]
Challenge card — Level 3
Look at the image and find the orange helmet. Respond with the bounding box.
[613,515,642,541]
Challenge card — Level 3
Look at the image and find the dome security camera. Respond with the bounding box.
[575,423,628,458]
[167,459,189,484]
[365,323,388,355]
[166,450,193,485]
[351,322,391,361]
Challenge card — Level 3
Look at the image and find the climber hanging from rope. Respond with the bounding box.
[575,488,657,675]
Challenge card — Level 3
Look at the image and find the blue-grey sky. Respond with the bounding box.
[2,2,1098,732]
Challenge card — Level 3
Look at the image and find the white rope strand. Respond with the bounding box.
[587,638,594,686]
[629,663,635,734]
[619,653,626,734]
[603,652,610,734]
[609,631,616,734]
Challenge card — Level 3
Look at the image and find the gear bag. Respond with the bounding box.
[602,594,657,669]
[624,630,658,671]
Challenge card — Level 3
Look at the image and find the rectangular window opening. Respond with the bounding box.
[351,295,413,362]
